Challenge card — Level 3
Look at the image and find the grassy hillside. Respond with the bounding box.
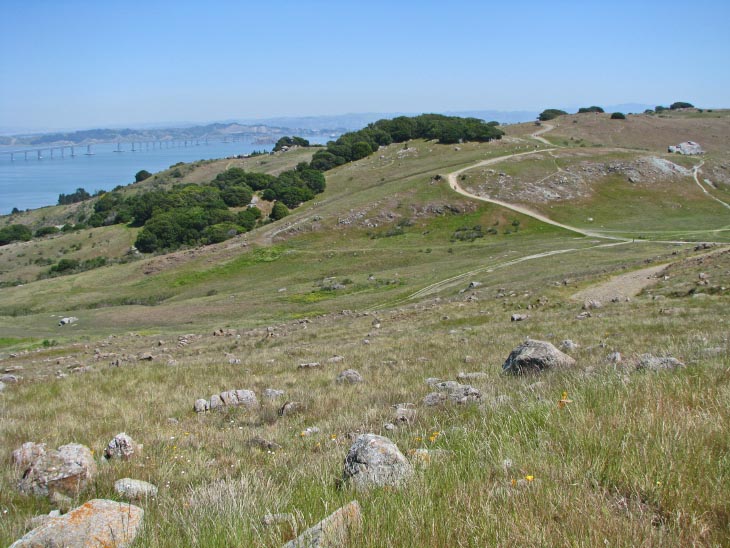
[0,114,729,546]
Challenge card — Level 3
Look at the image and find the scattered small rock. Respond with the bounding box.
[114,478,158,500]
[279,401,304,416]
[456,371,487,382]
[511,313,529,322]
[635,354,685,371]
[583,299,602,310]
[299,362,321,369]
[248,436,281,451]
[423,392,447,406]
[336,369,363,384]
[263,388,286,399]
[560,340,579,351]
[104,433,142,461]
[327,355,345,364]
[607,352,622,364]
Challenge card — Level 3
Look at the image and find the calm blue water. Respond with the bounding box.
[0,135,332,214]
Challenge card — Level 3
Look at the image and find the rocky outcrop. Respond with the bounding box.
[17,443,96,497]
[668,141,704,155]
[10,499,143,548]
[343,434,413,490]
[502,340,576,374]
[282,500,362,547]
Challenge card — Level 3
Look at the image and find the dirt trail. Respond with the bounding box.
[447,149,628,241]
[571,263,667,303]
[692,160,730,210]
[531,123,555,145]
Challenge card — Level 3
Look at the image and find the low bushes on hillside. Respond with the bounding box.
[0,224,32,246]
[610,112,626,120]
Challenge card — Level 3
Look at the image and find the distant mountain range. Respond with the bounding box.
[0,105,656,147]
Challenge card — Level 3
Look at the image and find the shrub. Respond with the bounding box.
[0,224,32,246]
[34,226,59,238]
[610,112,626,120]
[58,188,90,205]
[670,101,694,110]
[270,202,289,221]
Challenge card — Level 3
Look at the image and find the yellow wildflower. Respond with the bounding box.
[525,475,534,482]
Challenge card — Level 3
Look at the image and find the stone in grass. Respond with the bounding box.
[502,339,576,375]
[635,354,685,371]
[282,500,361,548]
[263,388,286,399]
[114,478,158,500]
[17,443,96,497]
[456,371,487,382]
[433,381,482,404]
[104,432,142,460]
[336,369,363,384]
[12,442,46,469]
[423,392,448,406]
[343,434,413,490]
[10,499,143,548]
[560,339,579,351]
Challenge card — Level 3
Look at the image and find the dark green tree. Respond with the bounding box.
[135,170,152,182]
[270,201,289,221]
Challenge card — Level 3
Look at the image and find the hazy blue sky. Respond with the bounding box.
[1,0,728,131]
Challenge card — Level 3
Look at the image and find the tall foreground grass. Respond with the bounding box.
[1,267,728,547]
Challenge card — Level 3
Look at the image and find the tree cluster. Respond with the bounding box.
[577,106,605,113]
[58,187,91,205]
[310,114,504,170]
[538,109,568,121]
[273,136,310,152]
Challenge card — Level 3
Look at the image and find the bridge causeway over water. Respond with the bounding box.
[0,136,249,161]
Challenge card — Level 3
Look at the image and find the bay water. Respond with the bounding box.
[0,135,332,214]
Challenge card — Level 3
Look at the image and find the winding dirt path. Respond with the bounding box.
[692,160,730,210]
[531,123,555,145]
[446,149,628,241]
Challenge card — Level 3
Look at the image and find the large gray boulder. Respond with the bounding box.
[10,499,143,548]
[343,434,413,490]
[502,339,576,374]
[282,500,361,548]
[17,443,96,497]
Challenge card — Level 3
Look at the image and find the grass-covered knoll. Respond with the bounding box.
[458,147,730,241]
[0,245,728,546]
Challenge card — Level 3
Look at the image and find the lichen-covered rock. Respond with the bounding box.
[10,499,143,548]
[12,442,46,468]
[336,369,363,384]
[201,389,259,412]
[114,478,158,500]
[17,443,96,497]
[502,340,576,374]
[343,434,413,490]
[432,381,482,403]
[635,354,685,371]
[282,500,361,547]
[104,433,141,460]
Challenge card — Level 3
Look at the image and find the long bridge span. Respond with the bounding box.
[0,135,256,161]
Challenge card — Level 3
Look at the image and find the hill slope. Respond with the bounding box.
[0,113,729,547]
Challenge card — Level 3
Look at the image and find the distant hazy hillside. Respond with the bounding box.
[3,122,338,147]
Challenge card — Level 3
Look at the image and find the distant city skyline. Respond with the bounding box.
[1,0,728,132]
